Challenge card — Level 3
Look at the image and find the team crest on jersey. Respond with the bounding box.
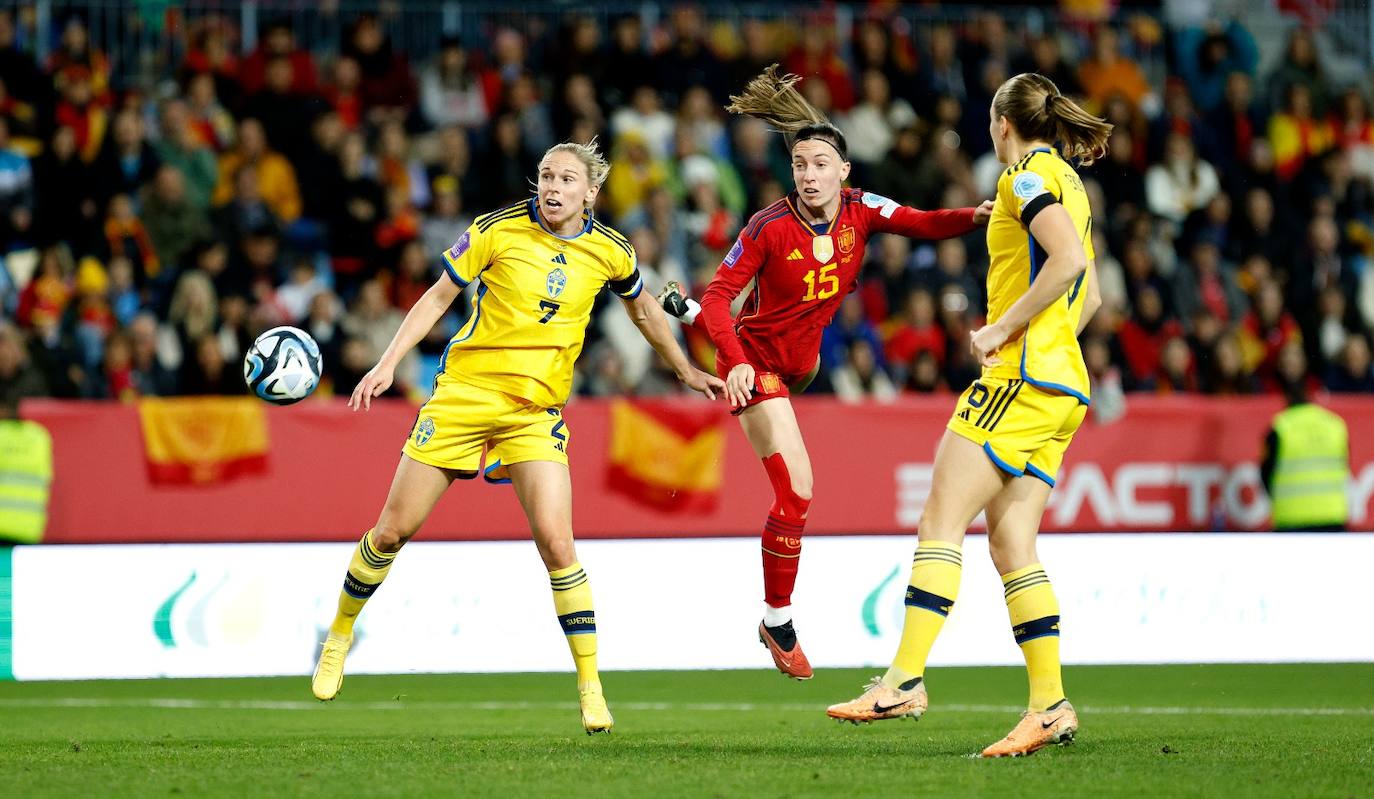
[546,267,567,298]
[414,417,436,447]
[837,225,856,254]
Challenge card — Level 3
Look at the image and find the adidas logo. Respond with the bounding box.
[551,253,568,264]
[786,249,804,261]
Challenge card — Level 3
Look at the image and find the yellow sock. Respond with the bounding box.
[883,541,962,690]
[329,530,396,637]
[1002,562,1065,711]
[550,562,599,691]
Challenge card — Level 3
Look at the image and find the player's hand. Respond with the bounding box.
[725,363,755,409]
[969,323,1010,367]
[349,363,394,412]
[678,367,725,400]
[973,200,995,225]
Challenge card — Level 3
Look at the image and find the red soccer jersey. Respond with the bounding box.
[699,188,979,381]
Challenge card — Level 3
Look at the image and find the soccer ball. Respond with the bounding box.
[243,326,323,405]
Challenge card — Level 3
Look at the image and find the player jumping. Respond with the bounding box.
[311,140,723,734]
[659,66,992,679]
[825,73,1108,757]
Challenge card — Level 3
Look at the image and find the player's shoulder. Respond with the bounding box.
[743,197,792,240]
[474,200,532,234]
[849,187,900,218]
[589,216,635,259]
[1001,151,1064,202]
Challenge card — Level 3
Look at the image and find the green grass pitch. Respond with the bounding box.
[2,664,1371,797]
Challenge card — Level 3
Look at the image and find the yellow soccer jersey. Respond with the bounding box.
[984,147,1095,404]
[438,198,642,407]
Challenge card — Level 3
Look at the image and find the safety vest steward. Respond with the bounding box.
[0,419,52,543]
[1271,403,1348,530]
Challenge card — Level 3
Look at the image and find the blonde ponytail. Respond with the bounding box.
[994,73,1113,166]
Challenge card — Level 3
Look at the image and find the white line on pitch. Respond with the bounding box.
[0,698,1370,717]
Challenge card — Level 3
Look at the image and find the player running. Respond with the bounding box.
[825,74,1109,757]
[658,66,991,679]
[311,140,723,734]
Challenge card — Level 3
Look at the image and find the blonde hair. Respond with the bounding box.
[540,138,611,190]
[726,64,848,158]
[993,73,1113,166]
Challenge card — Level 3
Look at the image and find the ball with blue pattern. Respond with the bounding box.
[243,326,323,406]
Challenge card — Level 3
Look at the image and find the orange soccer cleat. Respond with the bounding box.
[980,700,1079,757]
[758,620,813,680]
[825,676,928,723]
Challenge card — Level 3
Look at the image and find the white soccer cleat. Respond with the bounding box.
[311,632,352,701]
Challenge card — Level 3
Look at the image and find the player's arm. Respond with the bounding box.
[863,191,994,239]
[1076,259,1102,337]
[620,289,723,400]
[351,226,488,410]
[699,234,767,407]
[971,202,1088,367]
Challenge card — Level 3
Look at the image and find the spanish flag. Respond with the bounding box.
[139,397,270,485]
[606,399,725,512]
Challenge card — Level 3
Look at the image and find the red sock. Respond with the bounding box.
[761,453,810,610]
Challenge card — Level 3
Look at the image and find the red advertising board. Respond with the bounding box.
[23,395,1374,543]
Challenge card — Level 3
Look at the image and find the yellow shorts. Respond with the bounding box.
[402,378,569,483]
[946,376,1087,487]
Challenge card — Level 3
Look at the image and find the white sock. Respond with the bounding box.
[682,298,701,325]
[763,603,792,627]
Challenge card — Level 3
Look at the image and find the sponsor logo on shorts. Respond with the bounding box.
[414,417,436,447]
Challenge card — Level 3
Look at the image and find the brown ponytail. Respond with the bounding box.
[993,73,1113,166]
[726,64,849,160]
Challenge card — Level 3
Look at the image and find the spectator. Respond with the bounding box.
[505,73,555,158]
[1269,83,1333,182]
[610,85,675,161]
[420,37,489,132]
[127,312,178,396]
[840,70,918,177]
[1173,21,1258,114]
[1233,188,1288,268]
[93,109,161,205]
[390,241,431,312]
[342,278,411,384]
[323,56,364,132]
[853,18,920,107]
[1331,88,1374,183]
[277,258,327,323]
[97,331,136,401]
[0,323,49,405]
[212,118,301,223]
[1315,285,1360,368]
[0,11,46,112]
[861,234,916,322]
[783,21,855,111]
[922,26,967,109]
[243,55,319,166]
[180,22,240,109]
[181,332,243,395]
[367,120,430,211]
[53,67,107,163]
[421,177,471,263]
[820,294,884,374]
[1156,336,1199,393]
[884,288,946,373]
[168,269,218,357]
[295,112,347,221]
[185,72,236,152]
[606,129,669,221]
[1078,27,1153,114]
[343,15,417,125]
[553,73,606,143]
[107,256,140,326]
[1015,33,1081,98]
[215,164,282,261]
[0,116,33,250]
[654,5,728,104]
[1268,27,1329,117]
[48,15,110,105]
[1326,334,1374,392]
[903,350,948,394]
[1203,333,1258,395]
[141,166,212,275]
[154,99,218,211]
[602,16,652,109]
[238,19,318,97]
[31,127,96,252]
[327,133,385,292]
[1146,132,1220,225]
[373,186,422,266]
[215,293,253,366]
[102,195,160,286]
[427,125,477,209]
[478,113,534,207]
[1119,285,1183,387]
[832,339,897,403]
[1206,72,1265,178]
[1171,238,1247,327]
[1239,279,1303,390]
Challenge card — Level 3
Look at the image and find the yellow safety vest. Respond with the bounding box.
[0,419,52,544]
[1270,403,1348,531]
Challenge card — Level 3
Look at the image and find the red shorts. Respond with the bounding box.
[717,356,814,416]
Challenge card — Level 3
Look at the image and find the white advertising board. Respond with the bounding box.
[9,534,1373,680]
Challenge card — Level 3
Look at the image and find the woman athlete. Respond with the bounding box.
[825,73,1109,758]
[312,140,722,734]
[659,66,992,679]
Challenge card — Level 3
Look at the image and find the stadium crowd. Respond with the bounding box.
[1,5,1374,412]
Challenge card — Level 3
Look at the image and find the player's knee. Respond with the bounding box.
[371,524,414,553]
[988,535,1037,574]
[535,533,577,571]
[916,503,962,544]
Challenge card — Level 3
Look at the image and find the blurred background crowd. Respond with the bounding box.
[1,1,1374,414]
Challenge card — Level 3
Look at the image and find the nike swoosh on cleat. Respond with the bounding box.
[872,702,910,715]
[1041,715,1064,729]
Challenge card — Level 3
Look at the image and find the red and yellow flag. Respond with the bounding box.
[138,397,270,485]
[606,399,725,512]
